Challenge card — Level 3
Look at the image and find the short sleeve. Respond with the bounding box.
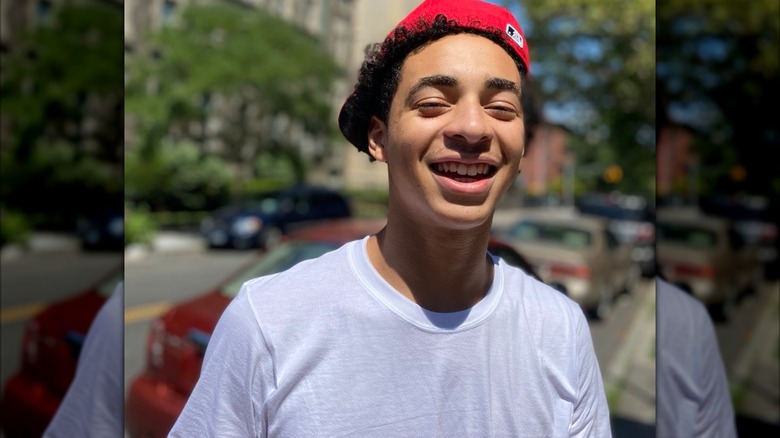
[691,302,736,437]
[168,285,275,438]
[569,309,612,437]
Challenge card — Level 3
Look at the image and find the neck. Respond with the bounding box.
[367,215,495,313]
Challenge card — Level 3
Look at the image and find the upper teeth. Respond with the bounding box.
[435,163,491,176]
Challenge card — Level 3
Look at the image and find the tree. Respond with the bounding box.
[657,0,779,201]
[502,0,656,198]
[125,2,341,209]
[0,1,123,229]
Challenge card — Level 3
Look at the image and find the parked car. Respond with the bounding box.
[656,208,764,321]
[496,210,640,320]
[200,184,352,250]
[76,210,124,251]
[0,268,123,438]
[575,192,656,277]
[125,218,540,438]
[700,194,779,280]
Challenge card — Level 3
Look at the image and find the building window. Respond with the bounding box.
[37,0,52,24]
[162,0,176,26]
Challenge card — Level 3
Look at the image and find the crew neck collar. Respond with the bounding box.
[348,236,504,333]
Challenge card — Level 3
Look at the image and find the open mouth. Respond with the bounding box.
[431,162,497,182]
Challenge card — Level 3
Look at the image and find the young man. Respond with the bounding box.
[170,0,611,436]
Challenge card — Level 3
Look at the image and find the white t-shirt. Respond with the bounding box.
[170,237,611,437]
[656,278,736,437]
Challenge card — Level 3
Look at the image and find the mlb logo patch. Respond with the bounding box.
[505,23,523,48]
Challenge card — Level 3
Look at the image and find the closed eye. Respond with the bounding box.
[415,101,450,116]
[486,105,519,120]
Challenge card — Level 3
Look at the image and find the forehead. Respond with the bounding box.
[398,33,521,87]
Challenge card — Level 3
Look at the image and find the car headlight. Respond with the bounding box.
[232,217,262,236]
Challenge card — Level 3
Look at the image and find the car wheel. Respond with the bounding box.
[623,264,642,295]
[260,226,282,250]
[232,236,253,250]
[711,290,738,323]
[591,285,614,321]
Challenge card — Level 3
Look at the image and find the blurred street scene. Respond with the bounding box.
[1,0,776,437]
[656,0,779,435]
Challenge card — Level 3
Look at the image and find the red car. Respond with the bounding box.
[0,268,122,438]
[125,218,539,437]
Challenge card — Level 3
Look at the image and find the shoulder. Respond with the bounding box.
[499,260,584,318]
[657,277,707,317]
[243,240,356,295]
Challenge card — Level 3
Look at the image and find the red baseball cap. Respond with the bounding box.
[394,0,529,72]
[338,0,531,152]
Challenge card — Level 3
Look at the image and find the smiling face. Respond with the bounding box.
[368,33,526,231]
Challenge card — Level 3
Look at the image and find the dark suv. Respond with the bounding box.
[200,185,352,249]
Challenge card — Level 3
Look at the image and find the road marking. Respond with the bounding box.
[0,302,46,324]
[125,302,172,324]
[2,301,173,325]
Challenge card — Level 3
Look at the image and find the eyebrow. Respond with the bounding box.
[405,75,458,107]
[485,77,521,98]
[404,74,521,107]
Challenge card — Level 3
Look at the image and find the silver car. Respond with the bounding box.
[656,208,763,321]
[497,210,640,320]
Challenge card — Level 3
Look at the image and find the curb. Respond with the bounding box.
[125,232,207,263]
[1,233,81,263]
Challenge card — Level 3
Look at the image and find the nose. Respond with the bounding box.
[442,99,492,146]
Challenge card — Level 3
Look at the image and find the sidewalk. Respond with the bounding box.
[732,285,780,427]
[126,231,206,263]
[604,280,656,429]
[1,231,207,264]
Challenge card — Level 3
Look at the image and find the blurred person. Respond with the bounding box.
[656,277,736,437]
[42,282,123,438]
[170,0,610,436]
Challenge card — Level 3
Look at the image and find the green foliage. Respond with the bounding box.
[234,179,293,198]
[504,0,655,198]
[254,151,306,186]
[0,209,33,247]
[0,1,123,228]
[125,2,341,205]
[657,0,779,198]
[345,189,389,218]
[126,140,233,211]
[150,211,210,229]
[125,203,157,246]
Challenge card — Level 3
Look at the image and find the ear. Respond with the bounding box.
[368,116,388,163]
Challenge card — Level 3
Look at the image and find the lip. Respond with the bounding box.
[429,159,498,196]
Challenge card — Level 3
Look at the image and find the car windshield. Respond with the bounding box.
[657,223,718,248]
[219,241,340,297]
[506,222,592,249]
[243,195,284,214]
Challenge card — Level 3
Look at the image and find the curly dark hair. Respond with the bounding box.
[338,14,540,159]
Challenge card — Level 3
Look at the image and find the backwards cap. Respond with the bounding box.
[395,0,529,71]
[338,0,530,152]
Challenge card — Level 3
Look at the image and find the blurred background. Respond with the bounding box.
[0,0,775,437]
[1,0,124,437]
[655,0,779,435]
